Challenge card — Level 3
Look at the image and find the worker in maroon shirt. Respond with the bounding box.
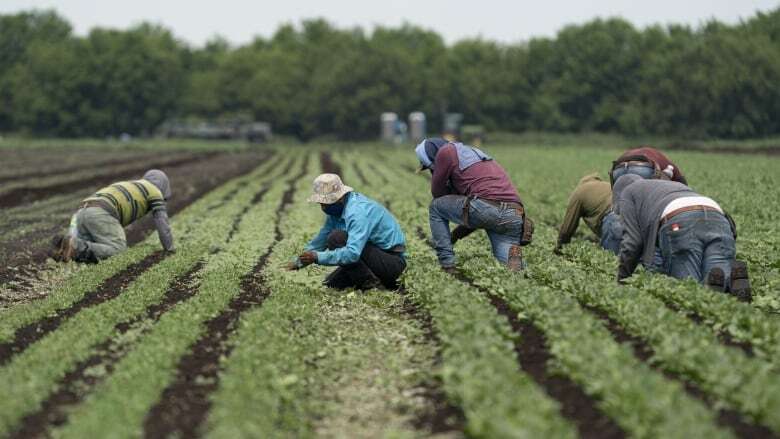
[610,146,687,186]
[415,138,530,272]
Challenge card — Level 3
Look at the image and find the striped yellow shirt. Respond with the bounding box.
[84,180,166,226]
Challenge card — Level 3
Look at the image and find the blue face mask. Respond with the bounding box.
[321,202,344,217]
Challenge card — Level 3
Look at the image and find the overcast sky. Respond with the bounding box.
[2,0,778,46]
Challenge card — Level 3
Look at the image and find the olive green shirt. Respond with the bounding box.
[557,174,612,245]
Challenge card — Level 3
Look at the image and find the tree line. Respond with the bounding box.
[2,8,779,140]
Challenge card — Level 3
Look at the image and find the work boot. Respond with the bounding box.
[705,268,725,292]
[58,234,77,263]
[49,234,65,261]
[729,260,752,302]
[441,266,458,275]
[507,244,525,272]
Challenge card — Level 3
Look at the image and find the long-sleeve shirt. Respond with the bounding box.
[305,192,406,266]
[558,174,612,245]
[617,179,698,280]
[615,147,687,184]
[84,179,174,251]
[430,144,521,202]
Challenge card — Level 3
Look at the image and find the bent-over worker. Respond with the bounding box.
[415,138,531,272]
[289,173,407,290]
[52,169,174,262]
[613,174,750,300]
[555,173,621,255]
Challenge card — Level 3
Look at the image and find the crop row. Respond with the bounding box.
[350,155,579,437]
[0,153,294,436]
[362,154,745,438]
[48,155,304,438]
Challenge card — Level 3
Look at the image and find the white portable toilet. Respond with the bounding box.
[409,112,426,143]
[381,112,398,143]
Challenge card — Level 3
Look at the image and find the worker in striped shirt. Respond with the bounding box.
[51,169,175,262]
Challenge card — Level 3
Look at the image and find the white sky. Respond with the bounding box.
[2,0,778,47]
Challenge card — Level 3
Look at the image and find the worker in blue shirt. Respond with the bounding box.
[289,173,407,290]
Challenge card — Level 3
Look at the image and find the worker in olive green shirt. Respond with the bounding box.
[554,173,620,254]
[51,169,175,263]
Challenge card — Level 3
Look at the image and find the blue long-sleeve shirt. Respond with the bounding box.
[305,192,406,266]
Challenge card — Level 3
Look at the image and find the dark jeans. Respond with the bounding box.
[323,230,406,290]
[657,210,736,285]
[599,212,621,255]
[612,164,655,182]
[429,195,525,269]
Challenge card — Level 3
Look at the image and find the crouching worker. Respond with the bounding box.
[51,170,174,263]
[288,173,407,290]
[613,174,750,300]
[610,146,687,185]
[415,138,532,272]
[555,173,620,255]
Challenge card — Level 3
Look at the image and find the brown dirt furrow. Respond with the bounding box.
[397,287,467,434]
[142,155,308,438]
[0,151,168,185]
[413,227,625,439]
[0,251,166,367]
[0,151,271,295]
[320,151,342,175]
[0,152,216,210]
[7,262,204,439]
[352,161,369,186]
[579,303,777,439]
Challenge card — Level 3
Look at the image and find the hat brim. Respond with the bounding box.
[307,186,353,204]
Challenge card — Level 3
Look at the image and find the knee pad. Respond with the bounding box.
[326,230,348,250]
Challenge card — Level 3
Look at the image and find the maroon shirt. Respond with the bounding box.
[617,147,687,184]
[431,144,521,202]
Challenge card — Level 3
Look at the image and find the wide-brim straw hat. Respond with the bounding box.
[307,173,354,204]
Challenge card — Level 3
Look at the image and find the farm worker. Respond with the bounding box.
[554,173,621,255]
[51,170,174,263]
[612,174,750,299]
[289,173,407,290]
[610,146,687,186]
[415,138,531,272]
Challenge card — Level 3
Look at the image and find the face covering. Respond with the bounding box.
[321,202,344,217]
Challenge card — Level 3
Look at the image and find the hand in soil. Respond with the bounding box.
[299,251,317,266]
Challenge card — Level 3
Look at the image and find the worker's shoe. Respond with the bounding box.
[441,266,458,276]
[507,244,525,272]
[57,234,77,263]
[729,260,752,302]
[705,267,726,292]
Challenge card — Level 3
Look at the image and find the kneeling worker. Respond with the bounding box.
[415,138,531,272]
[613,174,750,299]
[289,173,406,290]
[555,173,620,255]
[52,170,174,262]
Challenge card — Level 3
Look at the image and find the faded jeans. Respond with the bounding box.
[72,207,127,261]
[429,195,524,268]
[657,210,735,284]
[612,165,654,183]
[599,212,621,255]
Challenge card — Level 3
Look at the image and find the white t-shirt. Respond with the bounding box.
[661,196,723,219]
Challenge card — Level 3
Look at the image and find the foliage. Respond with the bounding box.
[3,9,780,139]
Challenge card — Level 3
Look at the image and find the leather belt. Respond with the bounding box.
[475,198,524,211]
[613,160,653,169]
[661,205,722,225]
[79,199,118,219]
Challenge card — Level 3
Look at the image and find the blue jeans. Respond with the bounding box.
[429,195,524,268]
[599,212,621,255]
[612,165,654,183]
[657,210,735,284]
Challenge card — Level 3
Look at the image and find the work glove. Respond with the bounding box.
[299,251,318,267]
[451,225,476,244]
